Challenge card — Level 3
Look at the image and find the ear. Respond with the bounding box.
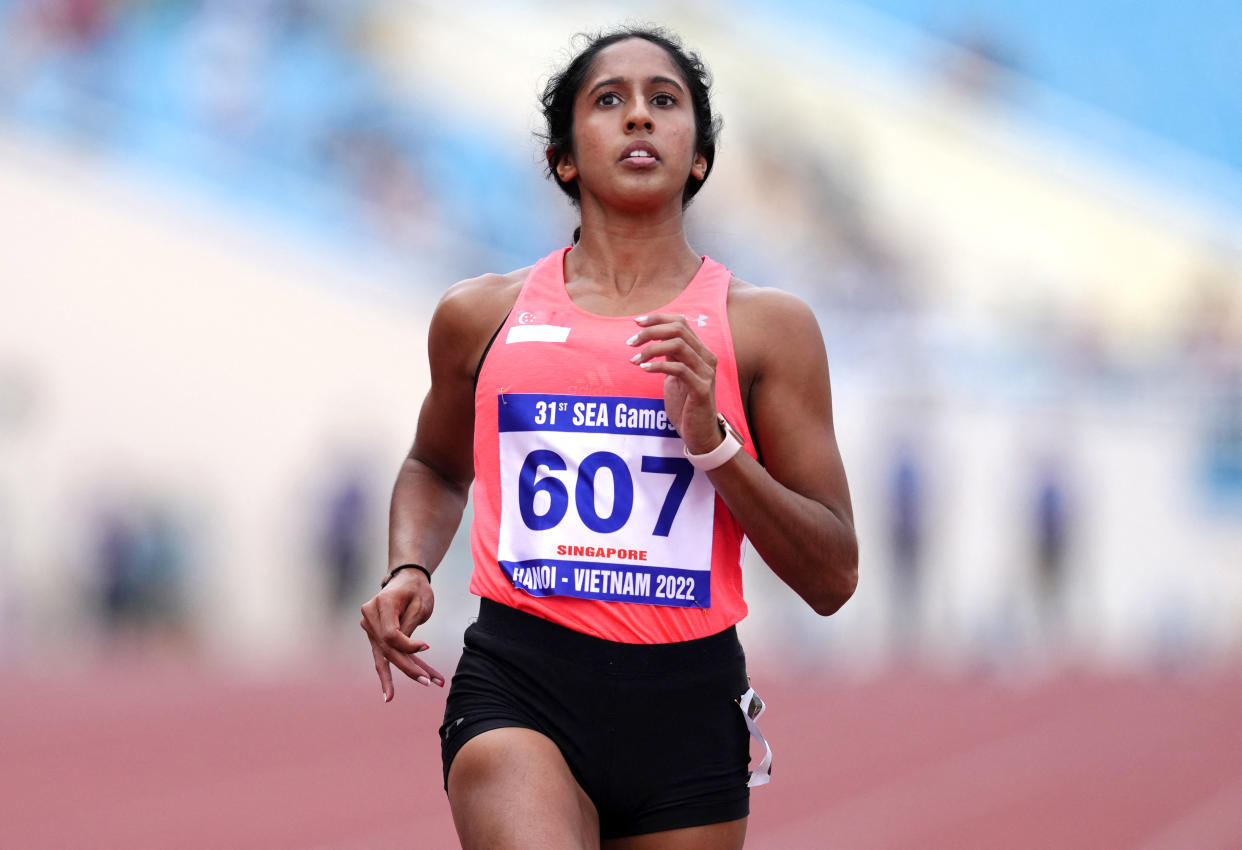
[550,145,578,183]
[690,150,708,181]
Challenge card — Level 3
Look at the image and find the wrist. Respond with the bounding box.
[683,413,744,471]
[381,563,432,589]
[683,425,725,456]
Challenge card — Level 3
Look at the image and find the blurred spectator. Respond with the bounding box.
[1031,453,1071,642]
[317,462,373,612]
[887,437,925,654]
[91,497,190,642]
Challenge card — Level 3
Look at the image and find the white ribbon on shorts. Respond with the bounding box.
[737,686,772,788]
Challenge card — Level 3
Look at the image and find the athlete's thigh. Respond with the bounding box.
[447,726,600,850]
[602,817,748,850]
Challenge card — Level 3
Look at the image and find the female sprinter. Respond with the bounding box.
[360,26,858,850]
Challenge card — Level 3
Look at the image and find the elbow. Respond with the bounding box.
[809,571,856,616]
[809,539,859,617]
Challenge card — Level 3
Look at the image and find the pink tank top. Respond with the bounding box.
[469,247,756,643]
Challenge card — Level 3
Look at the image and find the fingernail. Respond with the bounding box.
[640,362,654,370]
[634,315,648,323]
[417,675,431,686]
[626,334,639,345]
[630,352,641,363]
[382,690,390,703]
[432,677,445,687]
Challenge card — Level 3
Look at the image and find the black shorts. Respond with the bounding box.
[439,598,752,839]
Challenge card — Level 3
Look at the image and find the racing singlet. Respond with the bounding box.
[469,247,757,644]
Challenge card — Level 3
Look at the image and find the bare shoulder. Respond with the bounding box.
[727,276,819,325]
[429,266,531,379]
[725,277,827,386]
[435,266,530,332]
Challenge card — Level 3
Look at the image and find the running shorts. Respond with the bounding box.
[440,598,752,838]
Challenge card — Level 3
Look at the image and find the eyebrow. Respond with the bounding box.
[587,75,686,97]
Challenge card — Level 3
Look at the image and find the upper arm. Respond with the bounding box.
[733,288,854,525]
[407,275,517,489]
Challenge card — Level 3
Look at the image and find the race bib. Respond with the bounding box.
[496,393,715,608]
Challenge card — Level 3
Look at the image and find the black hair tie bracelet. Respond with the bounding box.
[381,563,431,589]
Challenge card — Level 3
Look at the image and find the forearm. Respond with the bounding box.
[625,302,857,614]
[387,456,472,576]
[708,452,858,615]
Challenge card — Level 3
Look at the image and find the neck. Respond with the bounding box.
[566,197,701,296]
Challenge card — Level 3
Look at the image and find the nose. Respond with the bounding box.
[625,99,653,132]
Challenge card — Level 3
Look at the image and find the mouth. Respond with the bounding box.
[620,142,659,165]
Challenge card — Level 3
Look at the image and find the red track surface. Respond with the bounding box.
[3,659,1240,848]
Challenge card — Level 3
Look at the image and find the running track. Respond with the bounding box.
[3,658,1240,848]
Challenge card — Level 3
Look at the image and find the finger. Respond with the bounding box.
[629,318,715,363]
[398,595,431,636]
[376,595,426,655]
[634,312,687,328]
[381,643,445,687]
[638,357,713,390]
[628,313,688,345]
[414,655,446,687]
[368,632,395,703]
[631,338,714,374]
[630,313,690,342]
[396,602,444,686]
[383,626,427,656]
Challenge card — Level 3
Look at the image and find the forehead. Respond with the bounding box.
[582,38,686,89]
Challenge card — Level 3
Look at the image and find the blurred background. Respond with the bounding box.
[2,1,1241,847]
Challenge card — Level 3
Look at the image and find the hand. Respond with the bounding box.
[628,313,723,453]
[360,568,444,702]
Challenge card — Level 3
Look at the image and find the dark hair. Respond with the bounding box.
[539,25,722,207]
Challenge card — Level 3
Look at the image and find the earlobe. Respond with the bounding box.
[690,151,708,181]
[547,144,578,183]
[555,152,578,183]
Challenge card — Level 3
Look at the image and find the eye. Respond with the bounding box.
[651,93,677,108]
[596,92,622,107]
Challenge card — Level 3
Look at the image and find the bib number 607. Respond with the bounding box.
[519,450,694,537]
